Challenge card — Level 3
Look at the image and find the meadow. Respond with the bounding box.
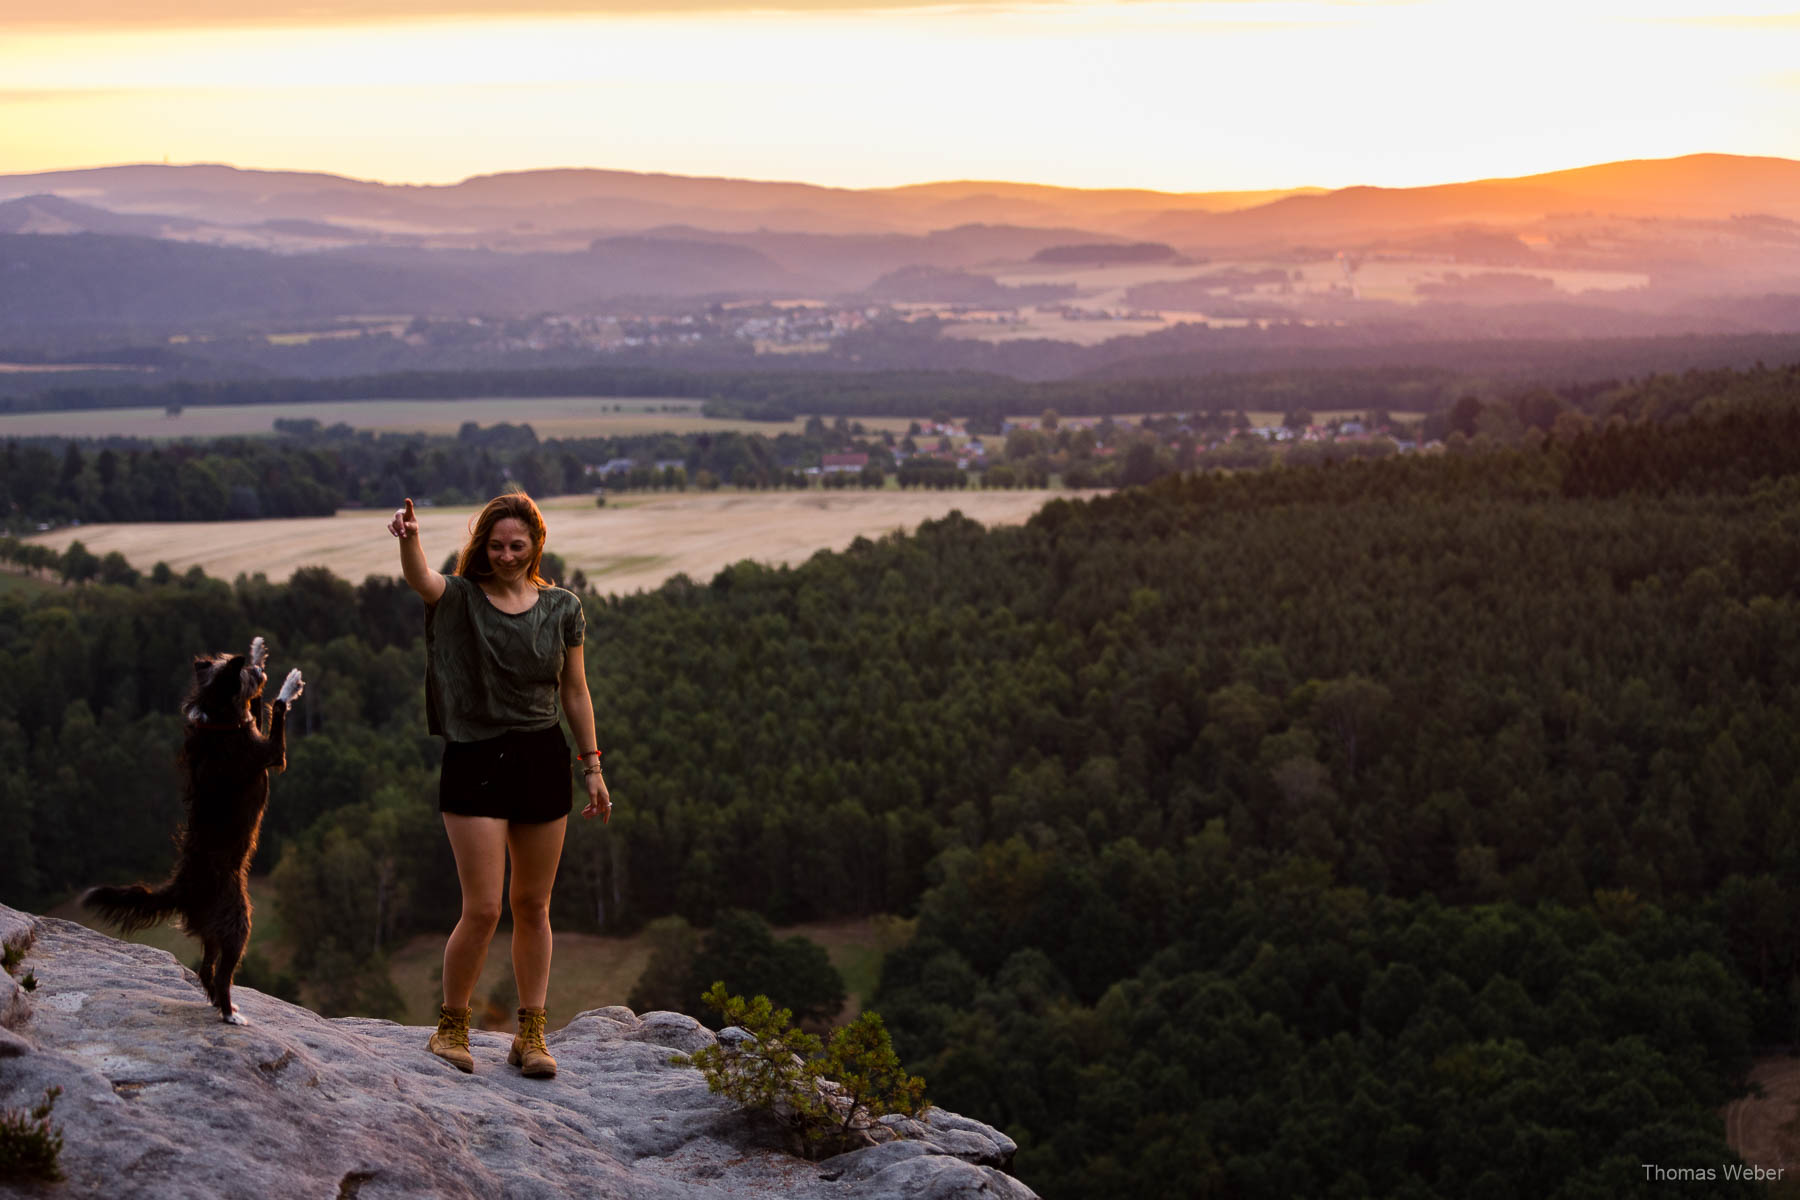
[940,311,1178,345]
[385,914,910,1030]
[990,254,1649,306]
[46,885,902,1032]
[933,254,1656,345]
[25,488,1084,595]
[0,396,916,441]
[1079,408,1423,428]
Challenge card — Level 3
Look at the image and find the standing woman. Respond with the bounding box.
[388,492,610,1079]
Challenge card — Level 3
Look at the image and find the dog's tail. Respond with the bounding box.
[81,882,182,934]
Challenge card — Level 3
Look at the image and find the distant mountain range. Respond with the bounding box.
[3,154,1800,373]
[7,154,1799,247]
[0,163,1321,242]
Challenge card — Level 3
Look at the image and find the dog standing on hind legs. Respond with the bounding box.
[83,637,304,1025]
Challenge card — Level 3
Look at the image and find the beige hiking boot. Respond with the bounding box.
[428,1004,475,1073]
[508,1006,557,1078]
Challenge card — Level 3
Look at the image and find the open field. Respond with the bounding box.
[976,255,1652,326]
[46,880,289,974]
[1040,409,1423,428]
[26,488,1086,596]
[1244,408,1426,427]
[0,396,914,441]
[0,570,56,597]
[1722,1054,1800,1180]
[387,927,651,1031]
[1295,257,1650,304]
[51,883,904,1032]
[387,914,905,1030]
[943,312,1180,345]
[991,260,1215,296]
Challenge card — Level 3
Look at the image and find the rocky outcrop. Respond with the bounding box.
[0,904,1035,1198]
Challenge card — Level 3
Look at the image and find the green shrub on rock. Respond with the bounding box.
[677,982,927,1158]
[0,1086,64,1183]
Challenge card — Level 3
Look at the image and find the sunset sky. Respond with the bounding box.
[4,0,1799,193]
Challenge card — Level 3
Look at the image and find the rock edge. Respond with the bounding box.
[0,903,1036,1199]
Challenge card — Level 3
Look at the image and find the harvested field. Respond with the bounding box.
[387,927,652,1031]
[53,883,903,1030]
[385,914,905,1030]
[26,488,1085,597]
[0,396,912,441]
[1723,1054,1800,1179]
[943,313,1176,345]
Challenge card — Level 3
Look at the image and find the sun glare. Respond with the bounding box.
[0,0,1795,189]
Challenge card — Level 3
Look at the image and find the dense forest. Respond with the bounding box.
[1,373,1797,1196]
[0,357,1464,419]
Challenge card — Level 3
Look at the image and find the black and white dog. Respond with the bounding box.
[84,637,304,1024]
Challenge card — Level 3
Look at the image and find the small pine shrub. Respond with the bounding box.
[0,1086,65,1183]
[677,982,927,1158]
[1,943,21,974]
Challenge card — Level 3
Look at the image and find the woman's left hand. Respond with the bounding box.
[581,768,612,823]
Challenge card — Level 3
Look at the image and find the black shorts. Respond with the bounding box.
[439,724,573,824]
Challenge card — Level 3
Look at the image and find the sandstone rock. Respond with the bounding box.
[0,907,33,1034]
[0,904,1037,1199]
[0,906,33,957]
[881,1109,1019,1168]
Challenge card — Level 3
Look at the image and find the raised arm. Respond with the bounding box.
[388,497,446,604]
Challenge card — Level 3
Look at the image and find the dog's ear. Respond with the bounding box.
[194,656,213,678]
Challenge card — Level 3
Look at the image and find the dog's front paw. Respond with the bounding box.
[277,668,305,705]
[224,1006,249,1026]
[249,636,268,669]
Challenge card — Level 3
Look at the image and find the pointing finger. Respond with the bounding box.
[403,498,416,519]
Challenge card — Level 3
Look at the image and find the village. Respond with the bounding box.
[395,297,1197,360]
[400,302,908,358]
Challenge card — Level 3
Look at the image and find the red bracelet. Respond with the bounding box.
[577,750,602,761]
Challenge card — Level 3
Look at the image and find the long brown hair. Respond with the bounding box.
[455,492,554,586]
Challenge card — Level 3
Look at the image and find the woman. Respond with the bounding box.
[388,491,610,1079]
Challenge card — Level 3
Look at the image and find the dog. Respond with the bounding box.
[83,637,304,1025]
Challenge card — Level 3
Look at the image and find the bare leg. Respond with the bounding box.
[506,817,568,1010]
[442,815,508,1009]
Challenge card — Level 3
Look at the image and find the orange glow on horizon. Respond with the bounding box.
[2,1,1797,193]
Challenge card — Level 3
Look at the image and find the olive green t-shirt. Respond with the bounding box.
[425,574,586,742]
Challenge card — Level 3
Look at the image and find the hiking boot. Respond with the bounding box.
[509,1006,557,1078]
[428,1004,474,1073]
